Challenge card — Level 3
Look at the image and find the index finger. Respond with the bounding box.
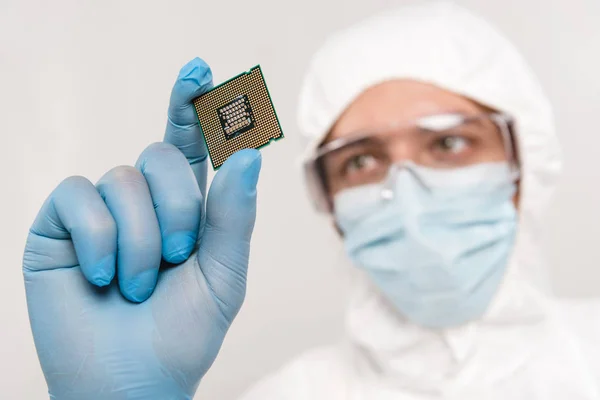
[164,57,214,196]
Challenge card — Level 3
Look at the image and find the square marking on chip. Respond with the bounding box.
[218,94,255,140]
[193,65,284,169]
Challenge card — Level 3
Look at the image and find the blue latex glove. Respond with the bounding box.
[22,58,262,400]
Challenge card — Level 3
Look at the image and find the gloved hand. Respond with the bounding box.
[22,58,262,400]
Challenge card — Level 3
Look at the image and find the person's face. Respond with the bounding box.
[322,79,519,205]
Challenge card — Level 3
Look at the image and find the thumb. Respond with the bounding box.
[197,149,261,322]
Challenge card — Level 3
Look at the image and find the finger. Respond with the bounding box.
[164,57,213,196]
[197,149,262,319]
[96,166,162,303]
[24,176,117,286]
[136,142,203,264]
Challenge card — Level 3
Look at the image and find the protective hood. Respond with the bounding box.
[297,1,564,393]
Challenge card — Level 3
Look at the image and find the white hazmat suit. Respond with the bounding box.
[241,2,600,399]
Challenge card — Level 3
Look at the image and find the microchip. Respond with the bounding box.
[193,65,284,169]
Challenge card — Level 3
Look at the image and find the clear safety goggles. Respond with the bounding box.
[303,112,520,213]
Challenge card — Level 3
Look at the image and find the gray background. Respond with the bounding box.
[1,0,599,398]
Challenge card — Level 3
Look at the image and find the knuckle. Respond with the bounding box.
[144,141,178,155]
[100,165,145,186]
[159,192,202,215]
[53,176,95,203]
[118,233,161,256]
[88,216,117,239]
[141,142,183,165]
[137,142,186,175]
[57,175,92,192]
[71,215,117,243]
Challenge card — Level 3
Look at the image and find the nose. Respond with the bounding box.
[387,137,418,164]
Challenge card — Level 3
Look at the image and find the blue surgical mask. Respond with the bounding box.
[334,162,518,328]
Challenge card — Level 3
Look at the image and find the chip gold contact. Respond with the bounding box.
[193,65,284,169]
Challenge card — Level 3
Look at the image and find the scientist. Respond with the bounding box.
[22,2,600,399]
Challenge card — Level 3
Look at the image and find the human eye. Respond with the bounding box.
[342,153,381,176]
[326,145,389,188]
[431,135,472,155]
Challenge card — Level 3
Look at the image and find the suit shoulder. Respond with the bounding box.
[238,344,350,400]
